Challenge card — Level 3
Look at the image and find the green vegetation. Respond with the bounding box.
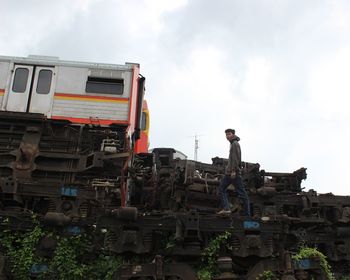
[197,231,232,280]
[2,221,338,280]
[292,246,335,280]
[256,270,275,280]
[1,225,44,280]
[0,223,122,280]
[44,235,90,279]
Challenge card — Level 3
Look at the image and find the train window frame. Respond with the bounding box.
[36,69,53,94]
[12,67,29,93]
[85,77,124,95]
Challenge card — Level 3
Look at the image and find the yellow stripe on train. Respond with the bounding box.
[54,96,129,104]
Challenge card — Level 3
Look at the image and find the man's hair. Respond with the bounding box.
[225,128,235,134]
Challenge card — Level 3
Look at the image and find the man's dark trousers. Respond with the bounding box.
[219,174,250,216]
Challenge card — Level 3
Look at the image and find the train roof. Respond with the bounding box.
[0,54,139,71]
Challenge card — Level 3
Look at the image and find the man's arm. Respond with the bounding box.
[232,142,241,170]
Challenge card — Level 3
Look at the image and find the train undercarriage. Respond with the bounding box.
[0,113,350,279]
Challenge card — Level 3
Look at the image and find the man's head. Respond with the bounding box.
[225,128,235,141]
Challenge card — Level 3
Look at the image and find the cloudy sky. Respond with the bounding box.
[1,0,350,194]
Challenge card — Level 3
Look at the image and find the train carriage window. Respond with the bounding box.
[86,77,124,95]
[12,68,29,93]
[36,70,53,94]
[141,112,147,130]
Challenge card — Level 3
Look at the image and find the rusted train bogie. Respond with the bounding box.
[0,112,128,222]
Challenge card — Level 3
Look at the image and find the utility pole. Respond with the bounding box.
[194,134,199,161]
[188,134,203,161]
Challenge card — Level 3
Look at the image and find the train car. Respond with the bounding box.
[0,55,149,217]
[0,54,148,144]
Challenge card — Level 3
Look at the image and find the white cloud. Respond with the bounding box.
[308,46,350,120]
[0,1,96,54]
[327,0,350,32]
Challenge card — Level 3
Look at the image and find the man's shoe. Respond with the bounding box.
[217,209,231,215]
[231,203,241,213]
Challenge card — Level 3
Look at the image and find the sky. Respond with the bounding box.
[1,0,350,194]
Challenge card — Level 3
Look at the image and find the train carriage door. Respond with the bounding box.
[28,66,56,116]
[5,65,56,116]
[6,65,34,112]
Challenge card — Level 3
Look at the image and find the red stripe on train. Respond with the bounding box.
[51,116,129,125]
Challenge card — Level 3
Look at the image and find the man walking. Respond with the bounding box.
[217,129,250,216]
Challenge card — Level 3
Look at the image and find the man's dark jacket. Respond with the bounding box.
[226,135,241,174]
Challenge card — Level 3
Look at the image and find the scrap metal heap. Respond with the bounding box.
[1,116,350,279]
[125,148,350,279]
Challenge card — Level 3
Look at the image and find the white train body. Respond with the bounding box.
[0,55,141,129]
